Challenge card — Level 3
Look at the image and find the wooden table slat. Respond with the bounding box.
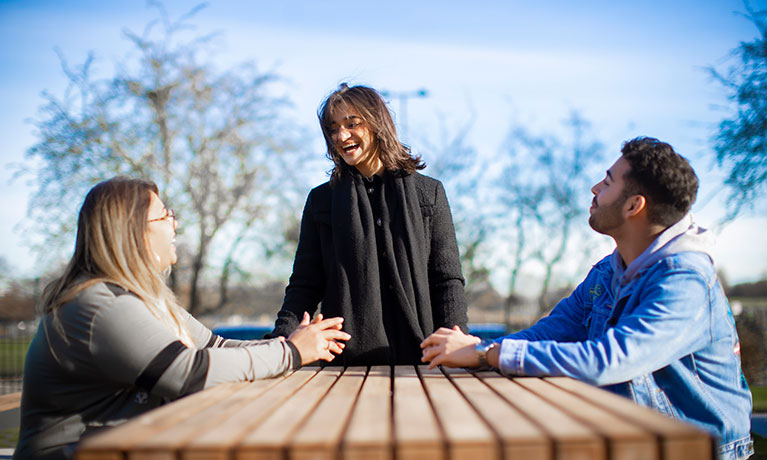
[236,366,344,460]
[289,366,367,460]
[129,376,283,460]
[76,382,249,460]
[545,377,713,460]
[76,451,124,460]
[342,365,392,460]
[515,377,657,460]
[442,367,550,460]
[477,372,606,460]
[392,365,443,460]
[0,392,21,412]
[181,368,320,460]
[419,366,498,460]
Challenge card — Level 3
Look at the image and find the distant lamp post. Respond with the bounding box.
[380,88,429,141]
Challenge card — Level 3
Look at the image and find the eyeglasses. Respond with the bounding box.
[147,208,176,225]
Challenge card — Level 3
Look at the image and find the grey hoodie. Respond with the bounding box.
[610,214,716,294]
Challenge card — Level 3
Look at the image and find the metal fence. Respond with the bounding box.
[738,306,767,386]
[0,322,34,395]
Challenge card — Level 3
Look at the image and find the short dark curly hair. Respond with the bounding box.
[621,137,698,227]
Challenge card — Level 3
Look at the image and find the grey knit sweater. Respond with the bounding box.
[14,281,295,460]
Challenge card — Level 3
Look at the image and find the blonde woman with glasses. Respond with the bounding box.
[14,177,350,460]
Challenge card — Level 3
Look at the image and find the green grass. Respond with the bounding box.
[753,386,767,413]
[0,427,17,448]
[0,338,30,377]
[753,386,767,458]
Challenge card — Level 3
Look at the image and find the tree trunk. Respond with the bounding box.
[536,218,571,315]
[217,234,244,310]
[504,209,526,332]
[188,233,209,315]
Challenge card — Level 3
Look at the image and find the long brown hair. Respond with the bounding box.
[318,83,425,185]
[40,177,193,346]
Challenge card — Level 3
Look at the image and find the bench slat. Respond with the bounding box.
[419,366,497,460]
[443,368,550,460]
[127,375,285,460]
[477,373,606,460]
[76,382,248,460]
[76,453,124,460]
[182,368,319,460]
[342,365,392,460]
[0,392,21,412]
[516,378,657,460]
[289,367,367,460]
[236,367,344,460]
[392,366,443,460]
[546,377,713,460]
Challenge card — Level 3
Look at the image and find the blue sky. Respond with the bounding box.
[1,0,765,285]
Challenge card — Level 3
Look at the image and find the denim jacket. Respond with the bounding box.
[498,215,753,459]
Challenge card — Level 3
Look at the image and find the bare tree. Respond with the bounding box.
[423,111,606,329]
[493,164,541,329]
[494,112,605,319]
[708,2,767,221]
[21,3,305,314]
[216,191,304,310]
[422,117,493,295]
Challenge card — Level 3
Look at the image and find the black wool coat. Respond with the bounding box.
[269,170,468,365]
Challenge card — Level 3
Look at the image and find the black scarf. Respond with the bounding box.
[330,169,431,364]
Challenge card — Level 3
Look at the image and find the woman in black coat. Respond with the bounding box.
[269,83,468,365]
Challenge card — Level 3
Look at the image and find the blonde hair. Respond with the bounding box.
[40,177,194,347]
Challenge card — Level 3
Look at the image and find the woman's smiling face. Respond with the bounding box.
[329,106,378,171]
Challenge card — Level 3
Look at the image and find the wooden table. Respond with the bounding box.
[76,365,714,460]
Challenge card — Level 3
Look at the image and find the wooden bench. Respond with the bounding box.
[0,392,21,431]
[76,365,714,460]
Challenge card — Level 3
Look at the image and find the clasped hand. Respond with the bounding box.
[288,312,351,365]
[420,326,481,369]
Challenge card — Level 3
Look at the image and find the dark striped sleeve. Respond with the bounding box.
[205,334,239,348]
[179,349,210,396]
[135,341,187,392]
[134,341,211,395]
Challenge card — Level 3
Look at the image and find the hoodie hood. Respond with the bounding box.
[610,214,715,290]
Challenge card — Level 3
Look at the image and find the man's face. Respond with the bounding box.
[589,157,632,235]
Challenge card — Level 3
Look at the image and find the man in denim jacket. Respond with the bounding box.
[421,137,753,459]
